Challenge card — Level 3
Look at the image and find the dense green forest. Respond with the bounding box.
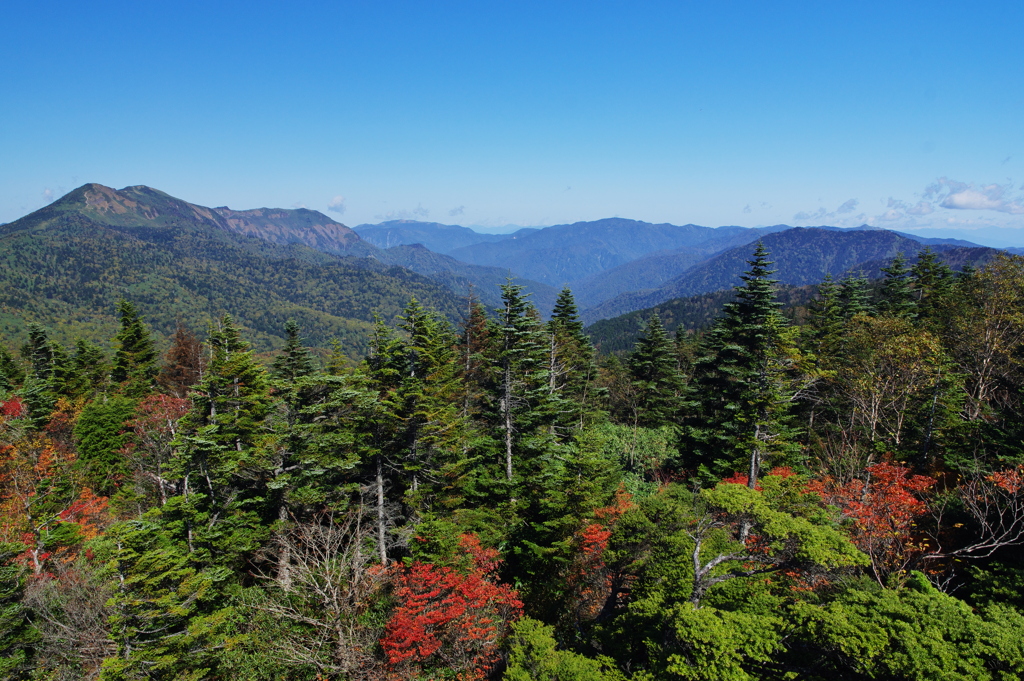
[2,244,1024,680]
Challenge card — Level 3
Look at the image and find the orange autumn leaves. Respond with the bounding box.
[0,398,108,574]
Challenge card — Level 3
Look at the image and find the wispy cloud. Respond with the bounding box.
[42,188,54,203]
[793,198,857,223]
[327,196,346,214]
[449,205,465,217]
[925,177,1024,214]
[836,198,859,214]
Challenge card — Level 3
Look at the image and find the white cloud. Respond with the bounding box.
[941,187,1024,214]
[924,177,1024,214]
[837,198,859,214]
[292,202,308,209]
[42,188,54,203]
[449,205,465,217]
[906,201,934,216]
[327,196,346,214]
[743,204,752,214]
[412,204,429,218]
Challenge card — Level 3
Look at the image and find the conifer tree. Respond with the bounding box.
[64,339,109,399]
[271,320,316,381]
[910,247,954,321]
[395,298,467,509]
[18,324,68,427]
[878,253,917,319]
[171,315,274,569]
[684,243,801,483]
[838,272,873,318]
[546,287,602,438]
[626,313,686,429]
[0,543,37,679]
[808,274,844,353]
[0,346,24,393]
[458,297,492,421]
[489,282,550,482]
[110,300,158,398]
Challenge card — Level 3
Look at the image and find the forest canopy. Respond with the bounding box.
[2,245,1024,680]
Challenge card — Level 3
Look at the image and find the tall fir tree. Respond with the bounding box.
[0,345,24,393]
[910,247,955,322]
[838,272,874,319]
[683,242,801,483]
[808,274,844,354]
[488,282,551,484]
[110,300,158,398]
[546,287,603,438]
[171,315,275,569]
[270,320,317,382]
[625,313,686,429]
[878,253,918,320]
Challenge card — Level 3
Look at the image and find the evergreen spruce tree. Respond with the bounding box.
[270,320,316,381]
[808,274,844,353]
[878,253,917,319]
[18,324,68,427]
[910,247,955,321]
[838,272,873,318]
[0,544,37,679]
[683,242,801,483]
[64,339,109,399]
[546,287,602,438]
[488,282,550,483]
[626,313,686,429]
[395,298,467,510]
[110,300,158,398]
[0,345,24,393]
[171,315,275,569]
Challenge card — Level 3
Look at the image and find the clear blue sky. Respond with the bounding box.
[3,1,1023,235]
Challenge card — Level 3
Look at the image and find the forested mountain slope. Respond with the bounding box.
[375,244,559,311]
[586,284,817,354]
[0,184,463,353]
[446,218,789,286]
[582,227,1001,323]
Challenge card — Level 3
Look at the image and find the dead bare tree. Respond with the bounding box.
[23,563,116,681]
[925,466,1024,561]
[246,510,392,680]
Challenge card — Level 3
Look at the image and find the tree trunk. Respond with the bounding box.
[376,453,387,563]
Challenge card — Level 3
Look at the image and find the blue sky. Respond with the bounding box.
[3,1,1023,236]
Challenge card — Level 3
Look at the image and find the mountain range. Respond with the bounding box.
[0,183,1010,355]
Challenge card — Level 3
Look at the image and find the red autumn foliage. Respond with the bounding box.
[566,487,634,622]
[807,462,934,584]
[381,533,523,680]
[721,466,798,490]
[1,396,25,418]
[0,432,108,574]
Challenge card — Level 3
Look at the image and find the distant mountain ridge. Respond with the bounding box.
[581,228,1001,323]
[354,220,538,254]
[0,184,467,353]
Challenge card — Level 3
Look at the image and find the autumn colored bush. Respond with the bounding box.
[808,462,934,584]
[565,488,633,623]
[381,533,523,680]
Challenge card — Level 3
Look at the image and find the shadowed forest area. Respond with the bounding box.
[2,244,1024,680]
